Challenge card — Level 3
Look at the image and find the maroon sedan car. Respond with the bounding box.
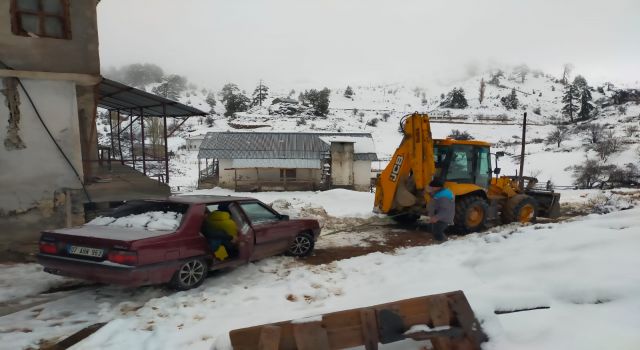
[37,195,321,290]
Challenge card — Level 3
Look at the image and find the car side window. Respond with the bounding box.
[239,203,279,225]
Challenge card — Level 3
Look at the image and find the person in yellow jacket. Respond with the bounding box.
[201,210,238,261]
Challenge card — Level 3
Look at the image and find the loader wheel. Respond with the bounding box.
[391,213,420,225]
[454,196,489,233]
[502,194,537,224]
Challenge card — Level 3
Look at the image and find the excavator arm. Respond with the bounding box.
[374,113,435,214]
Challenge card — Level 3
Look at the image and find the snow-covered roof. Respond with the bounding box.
[198,132,377,161]
[231,158,321,169]
[319,135,377,154]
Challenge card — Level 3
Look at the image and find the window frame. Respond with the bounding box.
[238,201,282,225]
[280,168,296,180]
[10,0,72,40]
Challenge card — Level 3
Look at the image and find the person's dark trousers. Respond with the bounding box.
[431,221,449,241]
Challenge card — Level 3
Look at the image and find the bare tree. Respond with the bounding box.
[624,124,639,137]
[572,158,606,188]
[144,118,164,158]
[582,123,603,144]
[594,130,623,162]
[478,78,486,104]
[546,126,569,147]
[514,64,530,83]
[561,63,574,85]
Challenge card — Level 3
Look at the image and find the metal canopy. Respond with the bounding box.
[97,78,208,117]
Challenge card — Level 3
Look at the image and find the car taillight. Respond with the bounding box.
[107,250,138,265]
[39,241,58,254]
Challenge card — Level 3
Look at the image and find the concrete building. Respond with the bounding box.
[0,0,206,255]
[186,135,206,151]
[197,132,377,192]
[1,0,102,253]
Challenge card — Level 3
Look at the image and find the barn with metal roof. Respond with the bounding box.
[197,132,378,192]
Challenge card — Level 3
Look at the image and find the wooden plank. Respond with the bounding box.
[258,326,282,350]
[43,322,107,350]
[359,309,379,350]
[427,295,452,350]
[229,291,486,350]
[292,321,330,350]
[448,292,487,349]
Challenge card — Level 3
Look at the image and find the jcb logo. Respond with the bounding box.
[390,155,404,182]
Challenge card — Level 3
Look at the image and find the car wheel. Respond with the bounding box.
[170,258,207,291]
[287,232,314,257]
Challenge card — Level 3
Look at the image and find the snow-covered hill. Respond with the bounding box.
[99,66,639,191]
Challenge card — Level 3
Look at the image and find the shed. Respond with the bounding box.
[197,132,377,191]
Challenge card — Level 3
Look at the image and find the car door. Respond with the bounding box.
[204,202,255,263]
[227,202,255,262]
[238,201,290,260]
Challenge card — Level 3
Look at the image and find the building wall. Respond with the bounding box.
[331,142,355,187]
[218,159,235,187]
[187,138,204,150]
[0,78,85,244]
[0,0,100,74]
[215,160,322,191]
[353,160,373,191]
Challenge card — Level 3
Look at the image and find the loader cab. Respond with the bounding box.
[434,140,492,189]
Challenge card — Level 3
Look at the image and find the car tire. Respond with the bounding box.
[286,232,315,257]
[169,258,208,291]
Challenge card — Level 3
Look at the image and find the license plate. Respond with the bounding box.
[68,245,104,258]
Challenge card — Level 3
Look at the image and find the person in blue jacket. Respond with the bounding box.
[427,178,455,242]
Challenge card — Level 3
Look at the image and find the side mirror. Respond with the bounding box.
[496,151,505,157]
[493,167,501,175]
[279,214,290,221]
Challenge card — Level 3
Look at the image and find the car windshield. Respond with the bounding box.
[86,201,189,231]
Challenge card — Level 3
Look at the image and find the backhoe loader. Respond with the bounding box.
[374,113,560,232]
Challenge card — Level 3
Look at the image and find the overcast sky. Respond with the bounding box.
[97,0,639,91]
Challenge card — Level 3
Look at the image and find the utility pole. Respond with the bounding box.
[519,112,527,190]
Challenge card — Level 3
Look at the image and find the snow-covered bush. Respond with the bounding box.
[447,129,474,140]
[586,193,635,214]
[366,118,379,127]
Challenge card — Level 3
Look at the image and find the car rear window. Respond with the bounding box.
[86,201,189,231]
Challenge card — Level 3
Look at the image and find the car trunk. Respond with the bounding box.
[41,226,175,263]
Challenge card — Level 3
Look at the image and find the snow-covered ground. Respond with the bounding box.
[1,189,639,350]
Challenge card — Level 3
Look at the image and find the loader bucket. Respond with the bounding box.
[526,190,561,219]
[229,290,487,350]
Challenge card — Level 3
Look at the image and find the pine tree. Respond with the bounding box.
[151,74,187,100]
[440,87,468,109]
[578,88,595,120]
[344,86,354,98]
[500,88,519,110]
[300,88,331,116]
[573,75,588,92]
[562,84,580,122]
[479,78,486,104]
[219,83,250,117]
[252,80,269,107]
[488,69,504,85]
